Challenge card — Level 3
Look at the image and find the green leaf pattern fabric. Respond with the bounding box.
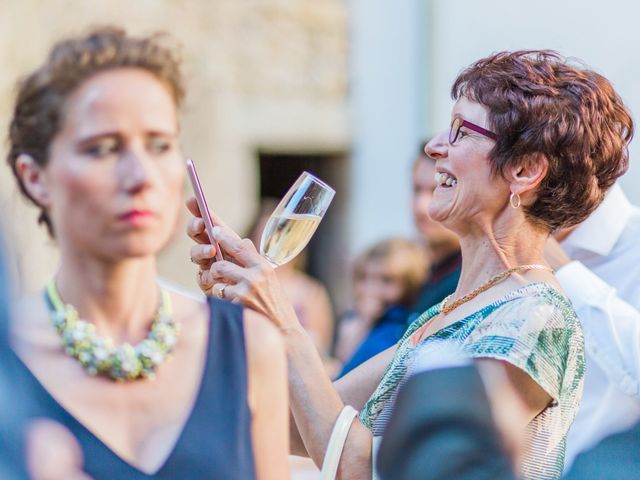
[360,283,584,480]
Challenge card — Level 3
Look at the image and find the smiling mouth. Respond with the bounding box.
[434,172,457,188]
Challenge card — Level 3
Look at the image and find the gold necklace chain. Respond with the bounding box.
[440,264,553,315]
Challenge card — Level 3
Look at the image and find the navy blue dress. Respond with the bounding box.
[14,297,256,479]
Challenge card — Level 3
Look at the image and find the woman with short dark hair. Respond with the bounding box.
[188,50,633,479]
[450,50,632,230]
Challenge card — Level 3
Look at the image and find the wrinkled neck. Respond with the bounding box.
[455,214,549,298]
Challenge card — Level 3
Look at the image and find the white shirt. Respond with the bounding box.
[559,184,640,468]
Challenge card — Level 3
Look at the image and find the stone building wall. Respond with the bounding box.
[0,0,350,295]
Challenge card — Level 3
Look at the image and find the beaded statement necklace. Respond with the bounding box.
[440,264,553,315]
[45,279,180,381]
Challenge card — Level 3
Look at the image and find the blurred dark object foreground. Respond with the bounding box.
[377,365,514,480]
[377,364,640,480]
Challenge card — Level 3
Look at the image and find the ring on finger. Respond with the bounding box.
[218,284,227,300]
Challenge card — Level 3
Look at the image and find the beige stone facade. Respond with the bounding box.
[0,0,350,297]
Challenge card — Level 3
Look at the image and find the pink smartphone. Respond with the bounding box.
[186,159,224,262]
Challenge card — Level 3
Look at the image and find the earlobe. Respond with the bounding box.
[16,154,50,207]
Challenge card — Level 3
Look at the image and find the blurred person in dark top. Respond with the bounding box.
[338,144,461,375]
[334,237,429,366]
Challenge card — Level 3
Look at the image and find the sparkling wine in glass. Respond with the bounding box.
[260,172,335,267]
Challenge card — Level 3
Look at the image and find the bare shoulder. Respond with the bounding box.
[243,309,285,362]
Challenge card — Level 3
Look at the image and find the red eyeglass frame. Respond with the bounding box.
[449,117,498,144]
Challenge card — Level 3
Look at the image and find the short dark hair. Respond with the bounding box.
[452,50,633,231]
[7,26,185,236]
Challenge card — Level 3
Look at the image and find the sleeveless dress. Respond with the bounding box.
[14,297,256,479]
[361,283,585,480]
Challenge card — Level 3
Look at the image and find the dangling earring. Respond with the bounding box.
[509,192,521,209]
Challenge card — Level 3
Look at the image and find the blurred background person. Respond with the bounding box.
[546,180,640,468]
[337,144,461,375]
[7,27,289,479]
[247,198,334,357]
[335,237,429,371]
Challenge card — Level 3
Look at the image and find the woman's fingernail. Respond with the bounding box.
[209,246,217,257]
[211,226,221,238]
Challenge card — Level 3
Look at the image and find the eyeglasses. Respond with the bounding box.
[449,117,498,145]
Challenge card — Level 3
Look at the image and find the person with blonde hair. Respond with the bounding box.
[335,237,429,370]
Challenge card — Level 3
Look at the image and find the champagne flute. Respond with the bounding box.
[260,172,335,267]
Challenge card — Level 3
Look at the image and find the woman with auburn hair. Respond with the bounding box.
[188,50,632,479]
[7,27,289,479]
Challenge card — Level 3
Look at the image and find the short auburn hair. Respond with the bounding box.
[452,50,633,231]
[7,26,185,236]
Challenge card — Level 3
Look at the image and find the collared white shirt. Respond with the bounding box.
[559,184,640,468]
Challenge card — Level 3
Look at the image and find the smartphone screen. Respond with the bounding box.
[186,159,224,262]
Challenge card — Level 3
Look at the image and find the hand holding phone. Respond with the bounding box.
[186,159,224,262]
